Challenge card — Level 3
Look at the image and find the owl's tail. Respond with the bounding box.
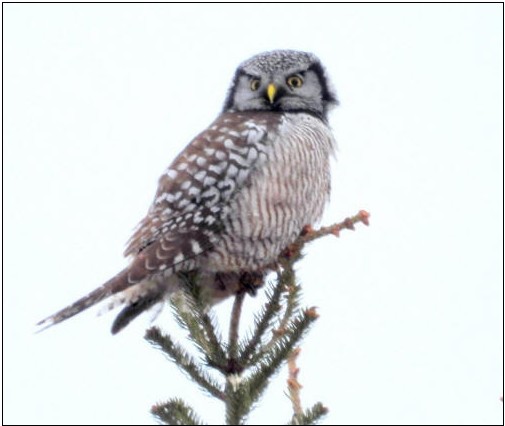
[110,288,165,334]
[35,268,134,333]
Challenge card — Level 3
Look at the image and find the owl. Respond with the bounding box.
[37,50,338,334]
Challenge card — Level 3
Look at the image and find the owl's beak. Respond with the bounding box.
[266,83,277,104]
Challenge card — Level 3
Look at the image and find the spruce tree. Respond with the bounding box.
[146,210,370,425]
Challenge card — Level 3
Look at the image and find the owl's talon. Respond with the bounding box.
[238,271,265,297]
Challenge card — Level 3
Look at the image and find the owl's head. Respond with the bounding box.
[223,50,338,120]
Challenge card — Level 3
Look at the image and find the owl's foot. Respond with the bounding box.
[238,271,265,297]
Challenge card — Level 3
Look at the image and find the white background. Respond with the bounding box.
[4,4,503,425]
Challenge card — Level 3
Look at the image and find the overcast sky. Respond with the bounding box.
[4,3,503,425]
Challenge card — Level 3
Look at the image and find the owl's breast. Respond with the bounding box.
[207,113,335,272]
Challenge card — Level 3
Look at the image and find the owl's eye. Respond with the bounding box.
[286,75,304,89]
[250,78,261,91]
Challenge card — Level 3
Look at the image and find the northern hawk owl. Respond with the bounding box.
[38,50,338,334]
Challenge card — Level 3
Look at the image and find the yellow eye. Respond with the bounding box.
[287,75,304,89]
[250,78,261,91]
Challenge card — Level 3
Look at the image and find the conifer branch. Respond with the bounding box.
[287,402,329,425]
[239,277,285,364]
[171,286,227,368]
[145,327,225,401]
[275,267,301,340]
[148,210,370,425]
[151,398,204,425]
[198,310,227,367]
[170,291,213,353]
[247,265,301,365]
[245,307,318,409]
[286,348,328,425]
[225,374,249,426]
[287,347,303,417]
[293,210,370,248]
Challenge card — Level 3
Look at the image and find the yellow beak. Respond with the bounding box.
[267,83,277,104]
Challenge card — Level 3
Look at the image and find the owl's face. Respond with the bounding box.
[223,50,338,120]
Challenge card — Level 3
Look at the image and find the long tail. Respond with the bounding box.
[36,268,133,332]
[110,289,165,334]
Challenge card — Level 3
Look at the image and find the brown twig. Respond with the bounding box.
[227,291,245,373]
[287,347,303,417]
[280,210,371,263]
[301,209,370,243]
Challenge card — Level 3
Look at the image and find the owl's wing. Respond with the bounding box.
[123,112,277,272]
[36,112,278,333]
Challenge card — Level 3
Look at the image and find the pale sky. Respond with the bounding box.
[4,4,503,425]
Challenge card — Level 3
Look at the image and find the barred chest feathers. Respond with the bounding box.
[206,112,335,271]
